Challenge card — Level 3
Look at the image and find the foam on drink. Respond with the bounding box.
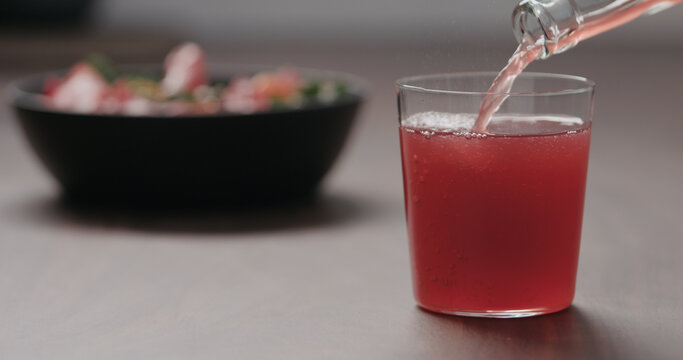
[404,111,585,136]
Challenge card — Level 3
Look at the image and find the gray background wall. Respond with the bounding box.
[93,0,683,46]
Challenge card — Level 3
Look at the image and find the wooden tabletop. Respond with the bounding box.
[1,42,681,359]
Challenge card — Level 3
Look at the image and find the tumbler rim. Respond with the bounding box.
[396,72,595,97]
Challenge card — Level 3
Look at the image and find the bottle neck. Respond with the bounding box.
[513,0,679,59]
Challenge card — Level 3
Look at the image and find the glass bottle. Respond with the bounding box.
[512,0,681,58]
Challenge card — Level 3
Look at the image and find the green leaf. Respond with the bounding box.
[124,73,162,83]
[86,53,120,83]
[335,81,349,97]
[270,98,289,110]
[301,80,321,99]
[167,92,195,102]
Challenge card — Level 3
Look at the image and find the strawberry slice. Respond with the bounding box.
[99,79,136,114]
[251,66,303,99]
[49,62,109,113]
[221,77,271,114]
[42,74,64,97]
[160,42,208,96]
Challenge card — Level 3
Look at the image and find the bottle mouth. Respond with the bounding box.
[512,2,547,43]
[512,0,586,59]
[512,1,552,58]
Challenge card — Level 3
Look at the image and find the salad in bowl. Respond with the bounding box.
[10,43,365,206]
[43,42,350,116]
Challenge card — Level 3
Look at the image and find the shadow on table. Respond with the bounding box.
[412,306,637,359]
[11,191,378,235]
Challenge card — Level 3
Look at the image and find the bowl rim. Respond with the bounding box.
[7,63,368,119]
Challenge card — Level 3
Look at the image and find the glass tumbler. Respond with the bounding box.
[397,72,595,318]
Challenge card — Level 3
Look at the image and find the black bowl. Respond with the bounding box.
[9,66,365,206]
